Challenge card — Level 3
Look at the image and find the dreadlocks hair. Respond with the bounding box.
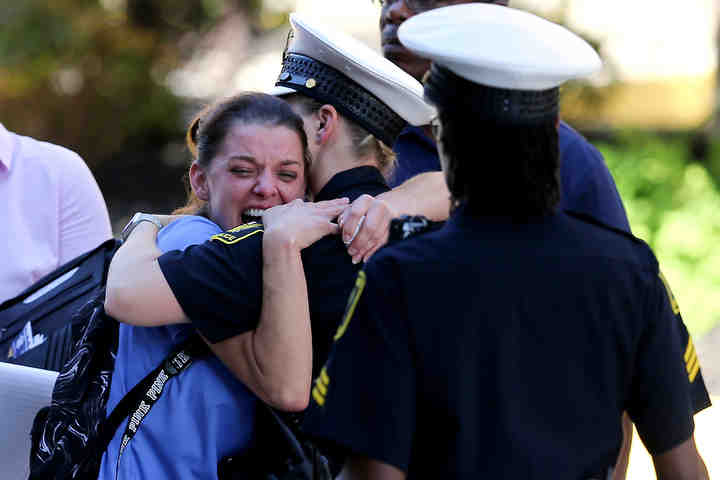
[425,66,560,221]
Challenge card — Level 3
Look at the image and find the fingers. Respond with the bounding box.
[314,198,349,220]
[339,195,373,245]
[314,198,350,209]
[263,198,348,226]
[344,215,365,247]
[361,242,383,264]
[348,206,391,264]
[339,195,393,264]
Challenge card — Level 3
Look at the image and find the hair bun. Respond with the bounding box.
[186,115,202,159]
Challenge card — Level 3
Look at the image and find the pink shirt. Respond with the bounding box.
[0,123,112,302]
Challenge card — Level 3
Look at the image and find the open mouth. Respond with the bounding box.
[241,208,265,224]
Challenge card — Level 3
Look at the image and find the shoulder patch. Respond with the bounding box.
[227,222,262,233]
[211,223,263,245]
[388,215,444,245]
[658,271,681,316]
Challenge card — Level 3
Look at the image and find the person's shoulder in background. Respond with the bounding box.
[557,120,631,232]
[15,132,113,262]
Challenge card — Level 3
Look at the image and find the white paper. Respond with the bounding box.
[0,363,58,480]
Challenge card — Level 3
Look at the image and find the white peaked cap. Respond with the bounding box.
[398,4,602,91]
[276,13,436,142]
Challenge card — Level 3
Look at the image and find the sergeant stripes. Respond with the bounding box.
[685,337,700,383]
[312,366,331,407]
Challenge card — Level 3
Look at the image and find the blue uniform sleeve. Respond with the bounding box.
[157,223,265,343]
[656,272,712,414]
[558,122,631,232]
[627,271,695,454]
[303,258,416,472]
[156,215,222,252]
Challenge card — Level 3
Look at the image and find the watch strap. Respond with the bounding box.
[120,212,163,242]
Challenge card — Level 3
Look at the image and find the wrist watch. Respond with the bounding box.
[120,212,163,242]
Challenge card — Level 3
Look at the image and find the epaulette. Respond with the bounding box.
[563,210,642,244]
[387,215,444,245]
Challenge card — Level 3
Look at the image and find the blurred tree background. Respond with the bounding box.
[0,0,291,222]
[1,0,718,339]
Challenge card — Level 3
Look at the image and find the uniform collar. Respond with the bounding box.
[446,202,557,231]
[0,123,14,171]
[398,125,436,150]
[315,166,387,202]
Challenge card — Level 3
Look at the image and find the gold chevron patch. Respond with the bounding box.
[312,366,331,407]
[684,337,701,383]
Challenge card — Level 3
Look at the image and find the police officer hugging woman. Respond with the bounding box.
[101,5,709,480]
[101,11,433,480]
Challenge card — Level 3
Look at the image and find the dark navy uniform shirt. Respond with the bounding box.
[391,121,631,232]
[390,120,710,413]
[157,166,389,375]
[304,205,707,479]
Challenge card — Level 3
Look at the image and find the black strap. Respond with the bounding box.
[77,334,208,474]
[114,335,208,475]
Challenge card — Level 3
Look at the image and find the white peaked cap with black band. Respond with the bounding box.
[274,13,436,146]
[397,4,601,126]
[398,4,601,90]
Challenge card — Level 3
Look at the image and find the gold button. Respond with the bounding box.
[305,78,317,89]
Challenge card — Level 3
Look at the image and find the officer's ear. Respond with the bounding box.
[189,162,210,201]
[314,104,339,146]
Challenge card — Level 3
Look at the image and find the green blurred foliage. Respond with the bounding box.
[0,0,280,169]
[0,0,293,225]
[598,133,720,338]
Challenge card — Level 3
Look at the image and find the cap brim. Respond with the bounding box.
[267,85,297,97]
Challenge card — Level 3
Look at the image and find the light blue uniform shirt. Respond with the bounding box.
[98,216,257,480]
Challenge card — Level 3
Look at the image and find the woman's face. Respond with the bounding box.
[192,122,307,230]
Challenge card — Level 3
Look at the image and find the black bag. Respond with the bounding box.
[218,407,333,480]
[0,239,124,479]
[0,239,121,371]
[29,295,119,480]
[29,324,209,480]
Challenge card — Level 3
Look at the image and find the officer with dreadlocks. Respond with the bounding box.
[302,5,710,479]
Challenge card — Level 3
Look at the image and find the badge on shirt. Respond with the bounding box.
[210,222,263,245]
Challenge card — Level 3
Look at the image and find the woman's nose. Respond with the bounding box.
[252,171,276,197]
